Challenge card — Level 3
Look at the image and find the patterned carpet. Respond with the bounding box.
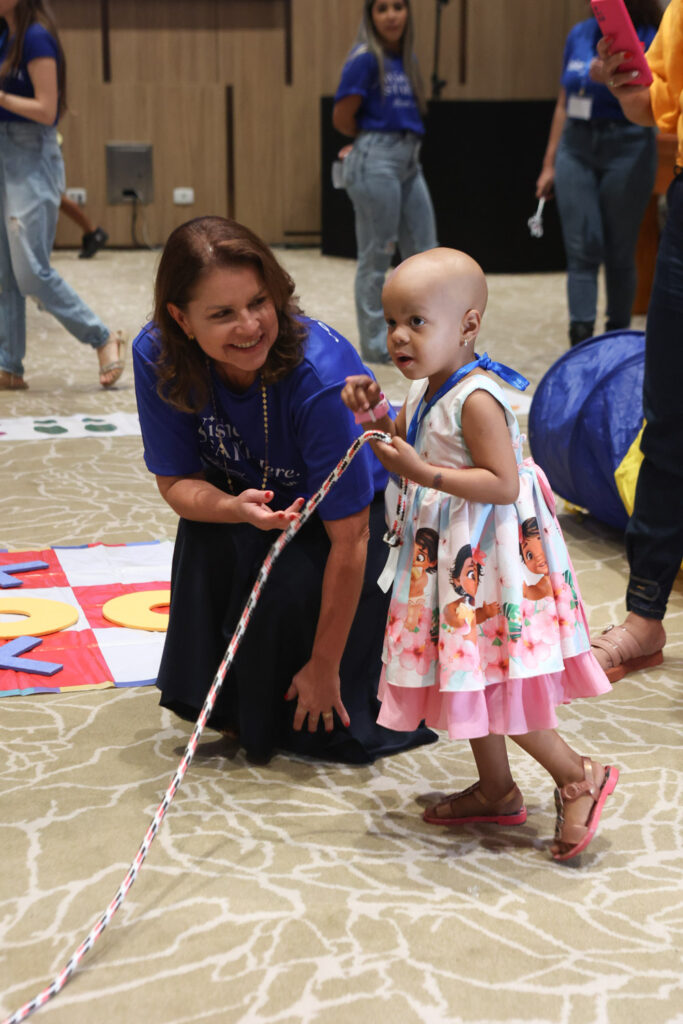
[0,249,681,1024]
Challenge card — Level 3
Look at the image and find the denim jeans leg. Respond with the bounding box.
[397,143,438,257]
[625,175,683,619]
[599,124,657,328]
[555,123,603,324]
[3,124,109,353]
[0,211,27,377]
[0,130,28,376]
[346,136,404,361]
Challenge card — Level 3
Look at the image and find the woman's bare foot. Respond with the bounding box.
[97,331,127,388]
[423,781,527,826]
[591,612,666,682]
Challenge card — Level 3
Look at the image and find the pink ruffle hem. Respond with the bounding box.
[377,651,611,739]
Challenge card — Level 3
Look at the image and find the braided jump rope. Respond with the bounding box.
[2,430,394,1024]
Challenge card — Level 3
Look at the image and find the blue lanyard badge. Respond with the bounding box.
[405,353,529,447]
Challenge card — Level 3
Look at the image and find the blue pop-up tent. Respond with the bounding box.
[528,330,645,530]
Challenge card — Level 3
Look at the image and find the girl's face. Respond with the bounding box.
[168,264,279,390]
[370,0,408,52]
[522,535,548,574]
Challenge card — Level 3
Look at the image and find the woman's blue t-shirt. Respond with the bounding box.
[0,22,60,124]
[133,316,389,522]
[561,17,657,121]
[335,45,424,135]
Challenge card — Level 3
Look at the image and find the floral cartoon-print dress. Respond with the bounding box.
[377,373,611,740]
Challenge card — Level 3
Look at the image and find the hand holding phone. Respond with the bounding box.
[590,0,653,87]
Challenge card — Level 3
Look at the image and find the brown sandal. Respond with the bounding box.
[591,623,663,683]
[553,757,619,861]
[423,782,527,826]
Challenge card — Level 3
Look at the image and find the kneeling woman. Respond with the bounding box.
[132,215,435,764]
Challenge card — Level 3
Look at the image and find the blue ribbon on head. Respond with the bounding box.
[406,352,529,446]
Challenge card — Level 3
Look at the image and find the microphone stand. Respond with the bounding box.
[430,0,450,99]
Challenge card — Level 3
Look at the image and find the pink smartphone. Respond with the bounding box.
[590,0,653,87]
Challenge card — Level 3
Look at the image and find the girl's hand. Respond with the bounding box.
[234,490,304,531]
[337,144,353,160]
[341,374,383,415]
[373,436,429,484]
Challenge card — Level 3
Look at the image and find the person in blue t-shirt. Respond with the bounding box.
[133,215,436,765]
[0,0,125,391]
[333,0,437,364]
[536,0,661,347]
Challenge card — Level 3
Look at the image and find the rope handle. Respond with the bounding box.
[2,430,391,1024]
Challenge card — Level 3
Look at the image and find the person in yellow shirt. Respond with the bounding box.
[590,0,683,681]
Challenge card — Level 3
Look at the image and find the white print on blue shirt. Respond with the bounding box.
[384,69,414,99]
[313,320,341,342]
[566,59,586,74]
[198,414,301,487]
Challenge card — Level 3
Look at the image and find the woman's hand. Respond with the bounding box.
[341,373,383,415]
[595,36,655,124]
[337,144,354,160]
[285,658,350,732]
[372,436,430,483]
[535,166,555,200]
[596,35,643,90]
[234,490,304,531]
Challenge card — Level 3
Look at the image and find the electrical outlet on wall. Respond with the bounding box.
[65,187,87,206]
[173,187,195,205]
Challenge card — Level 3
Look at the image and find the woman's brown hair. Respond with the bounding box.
[0,0,67,115]
[153,216,306,413]
[624,0,663,29]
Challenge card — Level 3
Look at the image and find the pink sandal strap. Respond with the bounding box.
[555,758,606,845]
[590,624,643,669]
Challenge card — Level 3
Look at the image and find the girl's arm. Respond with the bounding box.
[536,88,567,199]
[332,94,362,137]
[285,505,370,731]
[374,389,520,505]
[156,472,303,530]
[0,56,59,125]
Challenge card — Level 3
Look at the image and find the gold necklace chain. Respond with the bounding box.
[206,359,269,491]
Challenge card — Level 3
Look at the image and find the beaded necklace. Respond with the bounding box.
[206,358,270,492]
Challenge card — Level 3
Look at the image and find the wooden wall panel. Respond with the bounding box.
[52,0,602,249]
[217,1,287,243]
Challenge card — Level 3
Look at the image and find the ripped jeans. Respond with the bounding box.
[0,122,109,378]
[344,131,437,362]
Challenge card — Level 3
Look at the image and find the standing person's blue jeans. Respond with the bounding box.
[554,118,657,336]
[0,122,110,379]
[625,171,683,620]
[344,131,438,362]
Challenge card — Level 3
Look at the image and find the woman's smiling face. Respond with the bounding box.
[168,264,279,390]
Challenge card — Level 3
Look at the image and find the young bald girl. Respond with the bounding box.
[341,248,618,861]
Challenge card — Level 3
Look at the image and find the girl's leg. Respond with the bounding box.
[510,729,615,856]
[424,734,526,823]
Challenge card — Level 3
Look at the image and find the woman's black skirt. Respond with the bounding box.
[156,494,437,763]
